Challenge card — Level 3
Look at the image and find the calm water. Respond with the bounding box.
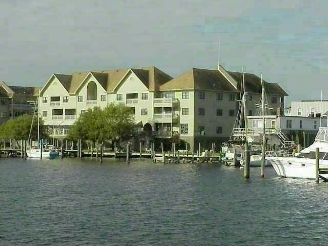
[1,158,328,246]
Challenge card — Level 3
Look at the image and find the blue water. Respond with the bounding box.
[1,158,328,245]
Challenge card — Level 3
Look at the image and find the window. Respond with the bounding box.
[117,94,123,101]
[286,119,292,129]
[182,91,189,99]
[271,96,278,104]
[42,97,47,103]
[42,111,47,117]
[248,110,253,116]
[182,108,189,115]
[198,126,205,135]
[78,96,83,102]
[229,109,235,116]
[63,96,68,103]
[314,120,317,129]
[198,108,205,115]
[198,91,205,99]
[181,124,188,134]
[217,93,223,101]
[141,93,148,100]
[216,109,223,116]
[297,108,302,116]
[229,94,235,101]
[300,120,302,129]
[216,126,222,134]
[0,112,7,118]
[141,108,148,115]
[101,95,106,101]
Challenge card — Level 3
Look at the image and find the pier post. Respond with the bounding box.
[20,140,23,158]
[61,144,64,159]
[161,142,165,163]
[316,147,319,183]
[40,139,43,160]
[100,142,103,163]
[24,140,27,160]
[261,135,266,178]
[139,141,142,158]
[126,143,130,163]
[244,142,250,179]
[198,142,201,158]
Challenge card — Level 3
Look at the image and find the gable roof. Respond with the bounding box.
[228,72,288,96]
[0,81,15,98]
[159,68,239,91]
[54,74,72,92]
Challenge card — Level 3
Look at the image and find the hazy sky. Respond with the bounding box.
[0,0,327,105]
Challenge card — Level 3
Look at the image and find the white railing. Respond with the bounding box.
[126,99,138,104]
[153,114,173,119]
[153,98,179,104]
[86,100,97,105]
[52,115,63,120]
[232,127,277,136]
[65,115,76,120]
[50,102,60,106]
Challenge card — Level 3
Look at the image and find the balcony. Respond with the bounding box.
[65,115,76,120]
[153,98,179,107]
[50,102,60,107]
[153,130,172,138]
[153,113,180,123]
[52,115,63,120]
[87,100,97,106]
[126,99,138,105]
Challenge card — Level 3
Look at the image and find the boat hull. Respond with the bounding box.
[26,148,59,159]
[267,157,328,179]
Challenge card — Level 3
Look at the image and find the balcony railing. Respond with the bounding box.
[153,130,172,137]
[65,115,76,120]
[126,99,138,104]
[153,98,179,105]
[153,113,180,122]
[52,115,63,120]
[50,102,60,106]
[87,100,97,105]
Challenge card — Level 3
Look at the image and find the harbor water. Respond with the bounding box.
[1,158,328,245]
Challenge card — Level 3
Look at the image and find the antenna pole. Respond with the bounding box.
[218,39,221,70]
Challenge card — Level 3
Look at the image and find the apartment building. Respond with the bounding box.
[38,65,287,151]
[0,81,37,124]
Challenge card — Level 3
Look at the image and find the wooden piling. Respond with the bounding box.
[100,142,103,163]
[126,143,130,163]
[261,134,266,178]
[139,141,142,158]
[40,139,43,160]
[61,145,64,159]
[161,142,165,163]
[243,142,250,179]
[316,147,319,183]
[24,140,27,160]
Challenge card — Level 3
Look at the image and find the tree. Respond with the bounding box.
[68,103,135,144]
[0,114,48,140]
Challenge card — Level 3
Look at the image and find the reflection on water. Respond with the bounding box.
[0,158,328,245]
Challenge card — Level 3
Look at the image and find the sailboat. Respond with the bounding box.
[26,99,58,159]
[240,73,270,167]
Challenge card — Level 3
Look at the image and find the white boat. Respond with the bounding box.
[26,96,59,160]
[26,147,59,159]
[267,127,328,179]
[240,152,271,167]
